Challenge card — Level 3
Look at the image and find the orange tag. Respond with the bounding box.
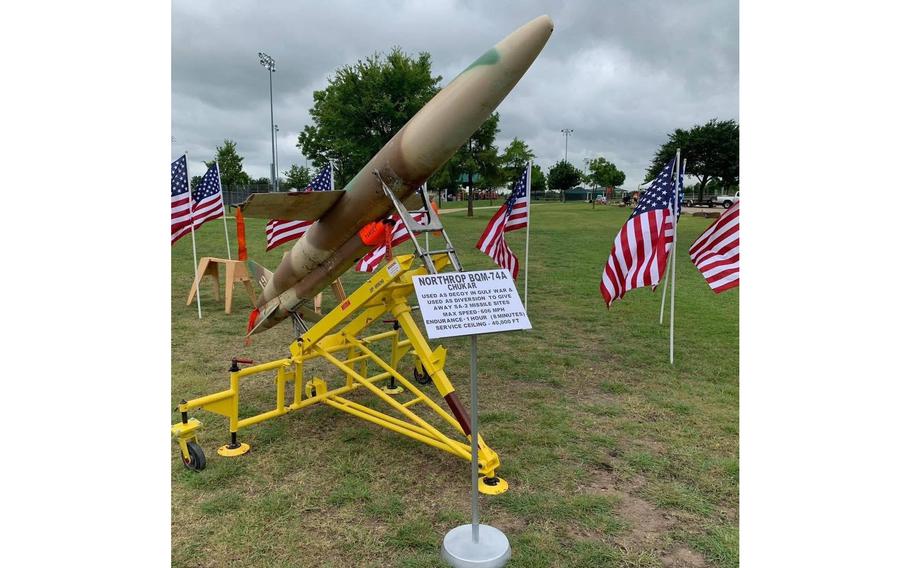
[359,222,387,246]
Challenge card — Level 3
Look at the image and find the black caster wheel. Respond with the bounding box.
[414,367,431,385]
[182,441,206,471]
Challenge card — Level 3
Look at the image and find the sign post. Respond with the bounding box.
[413,269,531,568]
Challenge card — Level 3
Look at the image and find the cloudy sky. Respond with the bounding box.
[172,0,737,188]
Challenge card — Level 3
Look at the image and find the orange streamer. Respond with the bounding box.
[235,208,248,261]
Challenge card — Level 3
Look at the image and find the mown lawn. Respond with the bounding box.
[171,202,738,567]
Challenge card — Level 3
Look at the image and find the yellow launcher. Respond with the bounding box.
[172,253,508,495]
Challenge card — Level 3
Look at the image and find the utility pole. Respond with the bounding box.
[258,52,277,192]
[274,124,280,191]
[560,128,573,163]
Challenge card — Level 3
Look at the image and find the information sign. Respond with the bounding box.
[412,270,531,339]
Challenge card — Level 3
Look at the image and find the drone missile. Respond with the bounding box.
[241,15,554,334]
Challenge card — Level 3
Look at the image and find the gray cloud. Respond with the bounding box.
[172,0,737,187]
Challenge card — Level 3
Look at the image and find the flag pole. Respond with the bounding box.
[215,160,232,260]
[660,157,685,325]
[423,183,430,253]
[187,152,202,319]
[669,149,681,364]
[523,161,531,310]
[659,254,670,324]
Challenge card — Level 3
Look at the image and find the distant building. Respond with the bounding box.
[451,173,502,200]
[564,186,611,201]
[455,173,486,186]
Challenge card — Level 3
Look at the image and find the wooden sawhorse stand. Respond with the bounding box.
[186,257,257,315]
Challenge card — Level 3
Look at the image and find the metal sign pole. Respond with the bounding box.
[442,332,511,567]
[669,149,681,365]
[402,195,519,567]
[470,334,480,543]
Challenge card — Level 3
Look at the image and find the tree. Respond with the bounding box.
[585,157,625,208]
[427,162,455,204]
[283,164,312,190]
[530,163,546,193]
[547,160,582,202]
[500,138,535,182]
[248,177,271,192]
[432,113,501,216]
[205,140,250,189]
[646,119,738,200]
[297,48,442,188]
[587,157,626,188]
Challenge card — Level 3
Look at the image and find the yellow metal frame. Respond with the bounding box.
[173,253,506,490]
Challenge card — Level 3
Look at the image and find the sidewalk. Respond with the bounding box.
[438,202,555,215]
[437,205,502,215]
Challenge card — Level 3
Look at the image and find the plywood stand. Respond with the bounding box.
[185,257,257,315]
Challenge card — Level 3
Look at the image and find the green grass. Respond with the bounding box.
[171,202,738,566]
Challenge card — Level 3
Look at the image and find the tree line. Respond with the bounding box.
[192,49,736,212]
[294,48,631,214]
[646,118,739,200]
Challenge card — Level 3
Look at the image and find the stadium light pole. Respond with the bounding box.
[560,128,574,163]
[258,51,277,192]
[274,124,280,191]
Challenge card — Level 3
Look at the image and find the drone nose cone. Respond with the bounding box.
[497,14,554,60]
[398,15,554,176]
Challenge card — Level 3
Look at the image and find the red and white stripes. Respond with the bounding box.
[171,193,193,244]
[476,205,522,279]
[600,209,673,307]
[266,220,313,251]
[689,202,739,293]
[190,192,224,229]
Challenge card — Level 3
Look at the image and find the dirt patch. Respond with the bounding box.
[618,492,674,538]
[585,468,707,567]
[492,515,528,535]
[588,469,672,548]
[662,546,707,567]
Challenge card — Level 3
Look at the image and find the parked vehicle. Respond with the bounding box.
[683,195,717,208]
[715,191,739,209]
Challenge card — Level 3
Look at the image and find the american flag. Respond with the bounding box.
[667,160,684,251]
[265,164,333,251]
[355,211,427,272]
[600,157,682,307]
[171,155,193,244]
[689,200,739,293]
[475,163,530,278]
[191,162,226,229]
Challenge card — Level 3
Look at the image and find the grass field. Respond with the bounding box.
[171,202,738,568]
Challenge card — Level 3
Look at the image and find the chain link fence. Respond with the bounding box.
[221,186,270,210]
[218,186,601,210]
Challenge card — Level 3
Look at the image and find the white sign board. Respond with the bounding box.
[412,270,531,339]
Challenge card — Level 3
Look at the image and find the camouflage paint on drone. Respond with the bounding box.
[249,15,554,335]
